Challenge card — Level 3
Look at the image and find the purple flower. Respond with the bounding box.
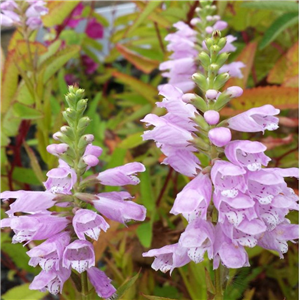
[214,191,256,227]
[211,160,247,198]
[46,143,69,156]
[26,16,42,29]
[143,243,190,273]
[26,1,48,18]
[44,160,77,194]
[87,267,116,299]
[27,232,70,271]
[0,190,55,217]
[258,221,299,258]
[85,18,104,39]
[93,191,146,224]
[205,20,228,34]
[0,0,17,11]
[213,224,250,269]
[170,173,212,222]
[228,105,280,133]
[179,219,214,263]
[0,9,20,26]
[206,89,219,100]
[72,209,109,240]
[62,240,95,273]
[29,265,71,295]
[0,214,69,244]
[219,62,245,78]
[81,55,98,75]
[64,3,84,28]
[220,35,237,53]
[96,162,145,186]
[208,127,232,147]
[225,140,271,171]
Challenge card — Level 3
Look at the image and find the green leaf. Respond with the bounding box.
[113,71,158,105]
[142,295,177,300]
[43,45,80,83]
[136,222,153,248]
[116,44,159,74]
[241,1,299,12]
[13,102,43,119]
[2,283,47,300]
[38,40,62,65]
[259,12,299,50]
[126,1,162,36]
[12,167,46,185]
[91,11,109,27]
[119,132,144,149]
[23,142,46,184]
[58,69,68,96]
[42,1,79,27]
[115,272,140,300]
[140,169,155,212]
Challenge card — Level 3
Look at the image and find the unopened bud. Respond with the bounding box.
[206,89,219,100]
[213,72,230,90]
[183,93,207,112]
[193,114,210,131]
[208,127,231,147]
[77,117,91,130]
[77,99,88,112]
[216,52,230,66]
[198,52,210,69]
[204,110,220,125]
[192,73,208,91]
[218,37,227,50]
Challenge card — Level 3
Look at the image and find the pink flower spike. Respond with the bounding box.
[204,110,220,125]
[62,240,95,273]
[208,127,232,147]
[87,268,116,299]
[97,162,145,186]
[73,209,109,240]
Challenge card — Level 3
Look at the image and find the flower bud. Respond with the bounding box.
[212,30,221,42]
[205,89,219,100]
[83,155,99,167]
[208,127,231,147]
[204,110,220,125]
[77,99,88,113]
[78,134,94,149]
[61,126,75,139]
[205,38,213,49]
[192,73,208,91]
[77,117,91,130]
[208,63,220,76]
[193,114,210,131]
[65,93,77,108]
[213,72,230,90]
[198,52,210,69]
[226,86,244,98]
[183,93,207,112]
[52,132,72,144]
[215,52,230,67]
[218,37,227,50]
[191,137,210,151]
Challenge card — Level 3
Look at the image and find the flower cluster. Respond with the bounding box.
[0,0,48,29]
[142,1,298,273]
[0,87,146,298]
[159,1,245,93]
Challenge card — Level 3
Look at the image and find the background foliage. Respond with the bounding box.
[1,1,298,299]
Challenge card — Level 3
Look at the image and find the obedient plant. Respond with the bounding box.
[0,86,146,299]
[158,1,245,93]
[142,1,298,298]
[0,0,48,29]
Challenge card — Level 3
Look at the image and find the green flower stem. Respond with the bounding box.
[214,264,228,300]
[81,271,88,300]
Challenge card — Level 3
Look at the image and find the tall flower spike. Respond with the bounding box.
[2,86,147,298]
[143,2,298,298]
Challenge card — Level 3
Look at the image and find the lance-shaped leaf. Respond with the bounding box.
[42,1,79,27]
[116,44,159,74]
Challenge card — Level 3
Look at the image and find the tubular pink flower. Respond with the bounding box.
[62,240,95,273]
[170,173,212,222]
[225,140,271,171]
[27,232,70,271]
[143,243,190,273]
[29,265,71,295]
[97,162,145,186]
[228,104,280,133]
[87,268,116,299]
[93,192,146,224]
[72,209,109,240]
